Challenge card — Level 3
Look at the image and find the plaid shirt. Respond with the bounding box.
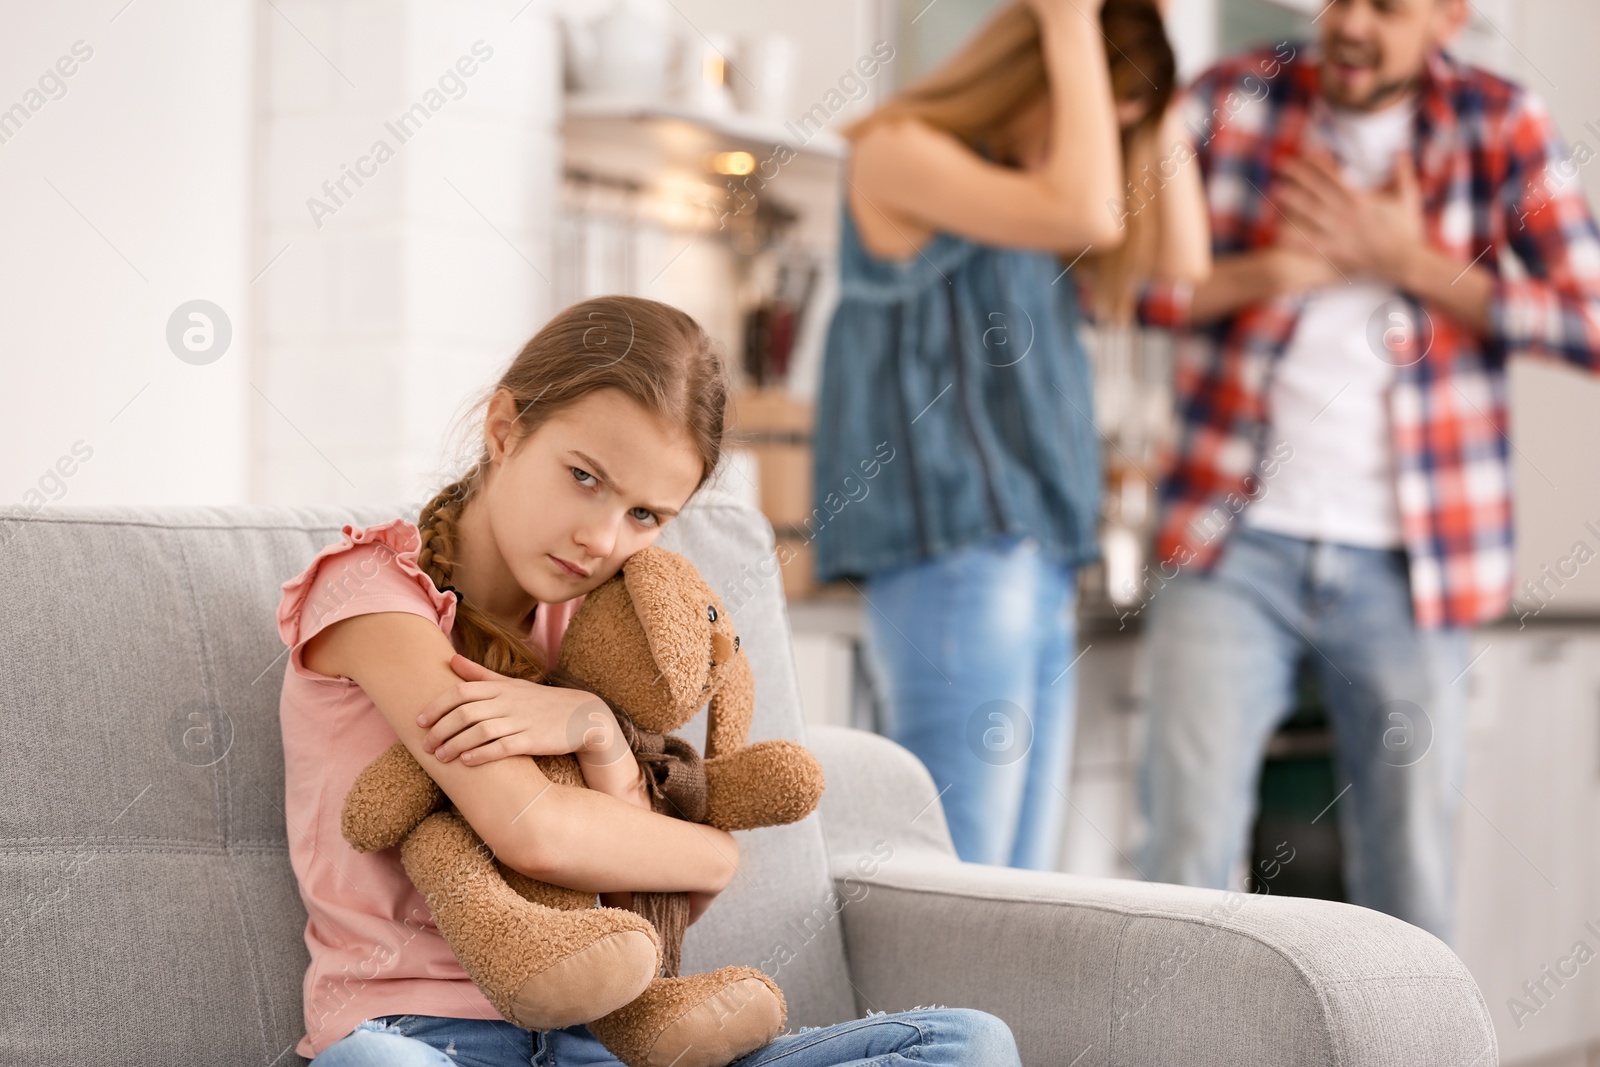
[1137,43,1600,629]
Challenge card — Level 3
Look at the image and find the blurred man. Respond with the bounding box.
[1131,0,1600,944]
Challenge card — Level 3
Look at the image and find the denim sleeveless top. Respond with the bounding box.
[810,183,1104,583]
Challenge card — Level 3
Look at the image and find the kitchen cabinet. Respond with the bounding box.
[728,387,825,600]
[1456,625,1600,1066]
[1057,627,1147,881]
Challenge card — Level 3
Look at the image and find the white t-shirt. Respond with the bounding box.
[1243,95,1419,549]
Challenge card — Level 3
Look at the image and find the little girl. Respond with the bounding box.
[275,295,1024,1067]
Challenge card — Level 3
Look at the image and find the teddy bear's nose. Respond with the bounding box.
[711,630,735,665]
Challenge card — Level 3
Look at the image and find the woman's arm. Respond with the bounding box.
[302,610,739,894]
[851,0,1123,252]
[1186,247,1346,324]
[1147,104,1211,283]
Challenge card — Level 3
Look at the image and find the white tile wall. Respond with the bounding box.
[252,0,563,505]
[0,0,256,506]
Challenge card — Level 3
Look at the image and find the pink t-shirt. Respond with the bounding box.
[275,518,585,1058]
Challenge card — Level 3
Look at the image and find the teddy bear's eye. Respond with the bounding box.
[707,604,718,622]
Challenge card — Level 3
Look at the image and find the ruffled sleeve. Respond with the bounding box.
[276,518,459,684]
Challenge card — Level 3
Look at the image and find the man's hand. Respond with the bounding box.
[1276,146,1495,337]
[1275,149,1425,284]
[1190,145,1494,335]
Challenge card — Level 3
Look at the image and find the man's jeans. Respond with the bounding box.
[1135,525,1472,944]
[861,534,1079,870]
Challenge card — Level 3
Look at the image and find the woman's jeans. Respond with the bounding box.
[860,533,1079,869]
[308,1007,1022,1067]
[1135,524,1471,944]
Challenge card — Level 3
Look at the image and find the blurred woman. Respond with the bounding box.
[810,0,1207,869]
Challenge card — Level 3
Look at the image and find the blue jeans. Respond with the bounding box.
[308,1007,1022,1066]
[860,533,1079,869]
[1135,525,1471,944]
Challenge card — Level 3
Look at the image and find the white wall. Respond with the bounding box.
[0,1,563,511]
[251,0,559,506]
[1166,0,1219,82]
[0,1,254,508]
[1497,0,1600,619]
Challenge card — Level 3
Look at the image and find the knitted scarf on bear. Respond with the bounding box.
[611,707,706,978]
[543,665,707,978]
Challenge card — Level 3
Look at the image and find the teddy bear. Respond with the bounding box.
[338,545,827,1067]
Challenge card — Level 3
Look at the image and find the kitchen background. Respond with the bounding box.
[3,0,1598,1062]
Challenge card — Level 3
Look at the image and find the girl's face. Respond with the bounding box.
[463,386,705,626]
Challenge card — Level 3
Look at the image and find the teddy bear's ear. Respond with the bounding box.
[619,547,713,712]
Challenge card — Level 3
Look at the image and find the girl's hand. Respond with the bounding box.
[416,654,609,765]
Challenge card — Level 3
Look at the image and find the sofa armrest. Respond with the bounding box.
[805,723,958,866]
[808,726,1497,1067]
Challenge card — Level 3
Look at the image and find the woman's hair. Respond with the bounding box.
[1102,0,1176,138]
[414,295,728,682]
[839,0,1176,320]
[838,0,1047,157]
[1086,0,1178,322]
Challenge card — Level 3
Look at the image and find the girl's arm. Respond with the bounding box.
[572,711,726,921]
[574,709,653,811]
[850,0,1124,252]
[414,654,706,914]
[412,654,655,813]
[580,717,653,913]
[303,609,739,894]
[411,653,651,809]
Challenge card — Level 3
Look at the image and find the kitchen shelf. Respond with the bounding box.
[564,93,848,161]
[560,91,847,258]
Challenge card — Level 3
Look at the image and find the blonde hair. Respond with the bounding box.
[1084,0,1176,322]
[840,1,1046,158]
[415,295,728,682]
[841,0,1175,321]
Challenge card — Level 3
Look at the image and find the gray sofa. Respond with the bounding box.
[1,492,1497,1065]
